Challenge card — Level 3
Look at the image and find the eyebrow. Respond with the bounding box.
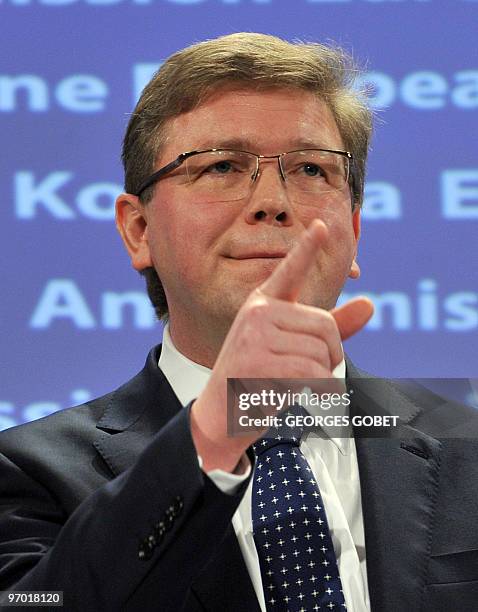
[193,138,337,153]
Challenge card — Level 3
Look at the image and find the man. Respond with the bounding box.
[1,33,477,612]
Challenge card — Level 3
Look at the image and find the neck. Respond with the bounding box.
[166,313,230,368]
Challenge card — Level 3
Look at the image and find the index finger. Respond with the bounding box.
[260,219,327,302]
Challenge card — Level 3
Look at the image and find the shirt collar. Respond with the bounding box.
[158,323,211,408]
[158,322,350,454]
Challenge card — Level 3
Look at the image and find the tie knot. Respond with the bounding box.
[252,405,307,456]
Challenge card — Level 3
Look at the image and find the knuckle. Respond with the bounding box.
[311,309,339,340]
[244,296,270,323]
[324,311,340,335]
[313,340,330,366]
[316,308,334,327]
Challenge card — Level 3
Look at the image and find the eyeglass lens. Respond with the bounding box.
[181,150,349,203]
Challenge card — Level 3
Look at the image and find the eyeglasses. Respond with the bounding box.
[134,148,356,204]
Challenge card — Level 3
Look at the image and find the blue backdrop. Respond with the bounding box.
[1,0,477,430]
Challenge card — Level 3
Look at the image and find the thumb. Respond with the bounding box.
[331,296,374,341]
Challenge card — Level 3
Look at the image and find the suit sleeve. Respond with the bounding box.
[0,408,252,611]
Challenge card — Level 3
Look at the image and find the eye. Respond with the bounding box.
[301,163,326,178]
[206,160,234,174]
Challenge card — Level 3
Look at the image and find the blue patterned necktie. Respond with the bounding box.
[252,418,347,612]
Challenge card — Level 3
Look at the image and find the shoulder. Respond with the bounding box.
[0,344,167,469]
[0,345,176,510]
[0,394,106,455]
[394,378,478,438]
[346,357,478,438]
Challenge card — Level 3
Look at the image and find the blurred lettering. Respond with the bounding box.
[15,172,121,220]
[0,0,434,3]
[0,74,107,112]
[356,70,478,109]
[401,71,447,109]
[442,170,478,218]
[362,182,402,219]
[444,293,478,331]
[133,62,162,103]
[30,279,96,328]
[29,280,155,329]
[340,281,478,331]
[102,292,156,329]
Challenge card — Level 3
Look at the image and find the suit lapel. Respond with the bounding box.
[93,345,184,477]
[92,345,260,611]
[347,361,442,611]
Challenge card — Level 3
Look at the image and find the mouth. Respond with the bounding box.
[228,252,287,260]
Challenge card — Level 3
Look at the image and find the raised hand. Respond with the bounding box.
[191,219,374,472]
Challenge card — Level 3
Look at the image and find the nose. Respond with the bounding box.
[243,160,294,226]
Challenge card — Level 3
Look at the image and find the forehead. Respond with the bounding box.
[160,87,344,160]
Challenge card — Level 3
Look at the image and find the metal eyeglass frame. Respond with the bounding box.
[133,147,358,206]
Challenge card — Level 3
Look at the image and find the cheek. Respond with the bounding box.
[316,214,356,279]
[150,221,199,278]
[304,201,356,252]
[327,222,356,265]
[147,202,229,278]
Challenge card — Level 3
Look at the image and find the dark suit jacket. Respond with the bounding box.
[0,345,477,611]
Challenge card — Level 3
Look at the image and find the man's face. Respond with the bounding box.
[120,87,361,340]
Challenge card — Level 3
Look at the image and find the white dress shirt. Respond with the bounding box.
[158,324,371,612]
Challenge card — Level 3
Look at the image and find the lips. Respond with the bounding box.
[223,236,295,260]
[232,252,287,259]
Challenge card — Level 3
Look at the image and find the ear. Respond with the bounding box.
[115,193,152,271]
[348,206,361,280]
